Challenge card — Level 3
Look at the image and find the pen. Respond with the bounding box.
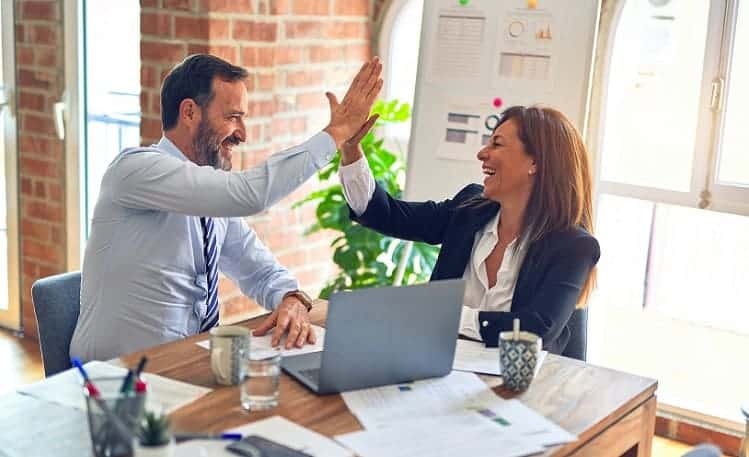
[71,357,100,397]
[174,432,242,443]
[135,356,148,378]
[134,356,149,393]
[119,370,134,394]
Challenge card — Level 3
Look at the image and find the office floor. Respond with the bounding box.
[0,329,728,456]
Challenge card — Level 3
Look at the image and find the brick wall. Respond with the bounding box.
[140,0,374,319]
[15,0,67,336]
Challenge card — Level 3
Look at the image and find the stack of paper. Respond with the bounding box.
[196,325,326,360]
[18,361,211,415]
[452,339,548,377]
[337,371,574,457]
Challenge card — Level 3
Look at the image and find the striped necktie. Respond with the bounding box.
[200,217,219,331]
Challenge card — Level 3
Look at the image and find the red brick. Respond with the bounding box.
[240,47,275,68]
[17,46,34,66]
[175,17,230,41]
[345,43,370,62]
[15,25,25,43]
[334,0,368,15]
[141,65,157,89]
[257,73,276,91]
[286,70,324,88]
[247,100,276,117]
[22,1,58,21]
[270,117,306,136]
[21,177,33,195]
[186,44,238,63]
[141,0,159,7]
[22,113,56,136]
[285,21,323,39]
[29,25,57,45]
[151,93,162,116]
[163,0,194,11]
[141,41,187,63]
[19,134,54,158]
[296,92,326,110]
[18,69,51,90]
[324,21,368,39]
[292,0,329,15]
[140,92,150,116]
[274,46,303,65]
[48,183,63,201]
[233,21,278,42]
[198,0,253,13]
[23,260,38,278]
[308,45,344,62]
[35,47,57,67]
[21,201,64,223]
[33,181,46,198]
[270,0,290,15]
[22,158,59,179]
[141,117,163,141]
[22,218,51,241]
[22,239,62,264]
[39,264,61,279]
[141,12,172,37]
[20,91,45,111]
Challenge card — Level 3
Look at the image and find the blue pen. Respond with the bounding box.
[72,357,100,397]
[174,432,242,443]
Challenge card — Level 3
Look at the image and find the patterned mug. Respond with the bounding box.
[499,330,542,391]
[209,326,250,385]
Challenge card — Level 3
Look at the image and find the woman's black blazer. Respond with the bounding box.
[349,183,600,354]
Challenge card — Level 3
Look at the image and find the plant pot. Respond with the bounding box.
[134,438,175,457]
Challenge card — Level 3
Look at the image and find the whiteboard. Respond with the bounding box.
[405,0,600,201]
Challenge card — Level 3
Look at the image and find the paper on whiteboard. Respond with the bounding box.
[437,96,496,161]
[427,2,487,83]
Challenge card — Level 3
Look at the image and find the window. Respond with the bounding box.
[0,1,19,330]
[590,0,749,428]
[378,0,424,147]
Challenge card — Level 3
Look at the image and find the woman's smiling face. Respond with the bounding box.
[476,118,537,202]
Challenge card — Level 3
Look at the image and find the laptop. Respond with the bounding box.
[282,279,466,394]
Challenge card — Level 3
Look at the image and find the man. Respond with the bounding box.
[70,54,382,361]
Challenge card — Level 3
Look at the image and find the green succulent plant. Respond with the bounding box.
[295,100,439,298]
[138,411,171,447]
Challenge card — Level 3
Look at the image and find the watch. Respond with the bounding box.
[283,290,314,312]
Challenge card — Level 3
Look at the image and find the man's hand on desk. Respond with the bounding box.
[252,296,316,349]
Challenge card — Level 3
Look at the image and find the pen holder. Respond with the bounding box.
[84,377,146,457]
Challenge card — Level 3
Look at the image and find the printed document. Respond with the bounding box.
[196,325,326,360]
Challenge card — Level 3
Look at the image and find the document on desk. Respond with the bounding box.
[17,361,211,415]
[341,371,506,430]
[196,325,326,360]
[336,412,545,457]
[175,416,352,457]
[452,339,548,377]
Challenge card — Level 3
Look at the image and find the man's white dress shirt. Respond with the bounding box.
[70,133,336,361]
[339,157,527,341]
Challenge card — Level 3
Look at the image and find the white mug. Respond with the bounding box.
[209,326,250,385]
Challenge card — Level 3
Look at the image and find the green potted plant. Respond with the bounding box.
[295,100,439,297]
[135,411,174,457]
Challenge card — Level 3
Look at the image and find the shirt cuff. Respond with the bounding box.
[339,156,376,216]
[459,306,482,341]
[309,131,338,169]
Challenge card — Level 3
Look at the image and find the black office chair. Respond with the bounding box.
[31,271,81,377]
[561,308,588,361]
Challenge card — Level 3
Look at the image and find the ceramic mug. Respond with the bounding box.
[209,326,250,385]
[499,330,542,391]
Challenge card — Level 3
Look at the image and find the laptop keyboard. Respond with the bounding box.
[299,368,321,385]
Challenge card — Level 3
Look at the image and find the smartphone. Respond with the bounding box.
[225,435,314,457]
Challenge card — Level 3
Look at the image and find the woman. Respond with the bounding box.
[338,105,599,355]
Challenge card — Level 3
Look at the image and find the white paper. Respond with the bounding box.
[437,96,496,162]
[196,325,326,360]
[335,412,544,457]
[17,361,211,415]
[452,339,548,378]
[175,416,352,457]
[341,371,506,430]
[428,4,487,82]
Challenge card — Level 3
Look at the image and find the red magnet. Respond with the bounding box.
[493,97,503,108]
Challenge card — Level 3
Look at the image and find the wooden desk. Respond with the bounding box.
[119,301,658,457]
[0,301,657,456]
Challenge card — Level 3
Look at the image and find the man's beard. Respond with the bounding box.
[192,119,237,171]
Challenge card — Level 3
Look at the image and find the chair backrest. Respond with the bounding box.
[562,308,588,361]
[31,271,81,377]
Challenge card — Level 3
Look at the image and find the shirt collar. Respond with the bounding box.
[156,136,190,162]
[482,208,501,237]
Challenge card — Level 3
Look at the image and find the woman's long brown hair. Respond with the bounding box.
[498,105,596,306]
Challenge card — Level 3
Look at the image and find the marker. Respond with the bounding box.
[72,357,99,397]
[174,433,242,443]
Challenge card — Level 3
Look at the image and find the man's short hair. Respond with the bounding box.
[160,54,249,131]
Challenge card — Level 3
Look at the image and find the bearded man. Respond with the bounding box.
[70,54,382,361]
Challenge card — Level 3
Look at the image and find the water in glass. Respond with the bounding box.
[241,355,281,411]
